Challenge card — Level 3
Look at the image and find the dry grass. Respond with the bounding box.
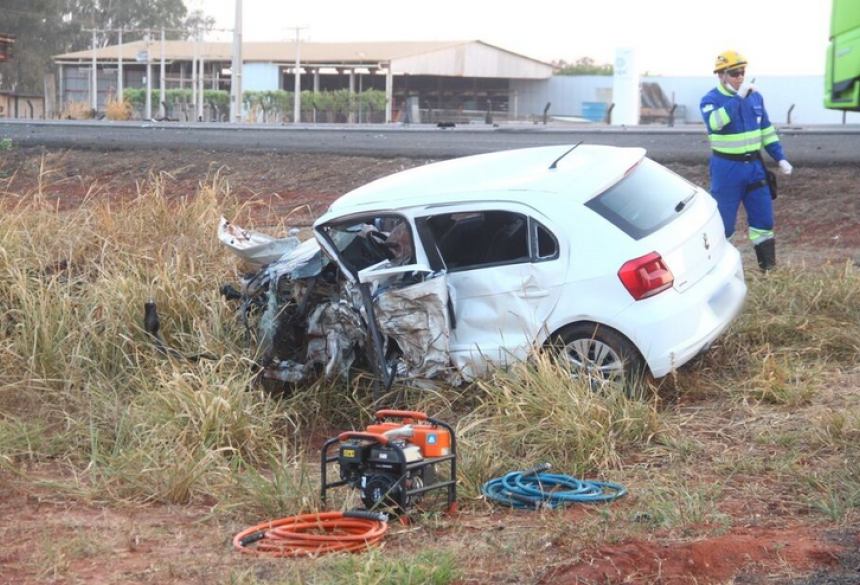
[105,98,133,121]
[60,100,93,120]
[3,166,860,583]
[0,172,305,508]
[456,354,663,496]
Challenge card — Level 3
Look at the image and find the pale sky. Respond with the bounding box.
[189,0,832,76]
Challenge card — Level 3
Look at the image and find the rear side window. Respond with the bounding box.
[585,158,697,240]
[536,224,558,259]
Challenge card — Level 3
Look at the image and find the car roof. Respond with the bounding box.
[319,144,646,221]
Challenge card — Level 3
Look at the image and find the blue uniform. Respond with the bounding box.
[700,84,786,242]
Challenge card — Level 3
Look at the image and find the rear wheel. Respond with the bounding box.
[550,323,648,388]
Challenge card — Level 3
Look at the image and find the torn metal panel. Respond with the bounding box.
[218,217,301,266]
[220,216,461,385]
[249,241,327,359]
[373,277,451,380]
[358,260,433,284]
[305,296,365,377]
[259,279,365,382]
[261,238,326,283]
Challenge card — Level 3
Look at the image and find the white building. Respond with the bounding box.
[53,40,858,125]
[512,75,860,125]
[53,40,554,123]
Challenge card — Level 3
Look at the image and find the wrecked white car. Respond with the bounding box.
[218,144,747,387]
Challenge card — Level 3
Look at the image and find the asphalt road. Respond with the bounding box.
[2,119,859,166]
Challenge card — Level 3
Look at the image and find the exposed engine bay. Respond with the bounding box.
[217,217,455,389]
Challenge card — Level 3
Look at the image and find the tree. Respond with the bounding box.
[555,57,614,76]
[0,0,210,93]
[65,0,190,46]
[0,0,78,92]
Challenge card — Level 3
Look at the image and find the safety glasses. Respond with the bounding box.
[727,69,745,78]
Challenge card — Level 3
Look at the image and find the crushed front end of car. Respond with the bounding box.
[217,217,455,390]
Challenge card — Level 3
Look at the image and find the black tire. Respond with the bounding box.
[550,323,648,388]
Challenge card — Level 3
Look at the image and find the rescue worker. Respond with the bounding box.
[700,50,793,271]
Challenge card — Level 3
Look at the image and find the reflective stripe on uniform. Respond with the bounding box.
[761,125,779,147]
[708,128,764,154]
[748,226,774,243]
[709,107,730,131]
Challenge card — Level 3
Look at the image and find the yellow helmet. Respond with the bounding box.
[713,50,748,74]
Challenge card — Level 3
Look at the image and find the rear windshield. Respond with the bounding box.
[585,158,697,240]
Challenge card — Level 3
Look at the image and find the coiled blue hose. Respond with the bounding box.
[481,464,627,509]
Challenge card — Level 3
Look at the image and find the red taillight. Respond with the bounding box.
[618,252,674,300]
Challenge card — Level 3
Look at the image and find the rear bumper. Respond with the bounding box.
[613,245,747,378]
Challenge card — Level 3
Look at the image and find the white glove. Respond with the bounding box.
[737,81,757,98]
[778,160,793,175]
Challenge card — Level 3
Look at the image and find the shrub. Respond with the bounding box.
[105,98,133,121]
[62,100,93,119]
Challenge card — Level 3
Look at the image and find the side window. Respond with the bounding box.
[424,210,530,272]
[535,222,559,260]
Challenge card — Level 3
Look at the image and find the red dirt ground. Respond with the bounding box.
[2,147,860,585]
[544,527,843,585]
[3,147,858,260]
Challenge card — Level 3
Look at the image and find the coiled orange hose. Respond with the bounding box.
[233,511,388,557]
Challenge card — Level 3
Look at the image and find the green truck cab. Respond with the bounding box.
[826,0,860,110]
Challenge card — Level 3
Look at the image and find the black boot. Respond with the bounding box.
[754,238,776,272]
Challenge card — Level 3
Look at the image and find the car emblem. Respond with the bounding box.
[703,233,710,250]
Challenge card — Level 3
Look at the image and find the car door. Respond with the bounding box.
[416,202,568,376]
[315,212,455,380]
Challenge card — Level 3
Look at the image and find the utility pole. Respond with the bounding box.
[198,33,205,121]
[292,27,306,124]
[385,67,393,123]
[281,26,308,123]
[230,0,243,122]
[144,31,152,120]
[117,28,123,102]
[91,29,98,113]
[191,29,198,118]
[357,53,365,124]
[160,28,166,119]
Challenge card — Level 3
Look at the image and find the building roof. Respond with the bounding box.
[53,40,554,79]
[56,40,464,62]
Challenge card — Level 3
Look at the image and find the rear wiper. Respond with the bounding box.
[675,192,696,212]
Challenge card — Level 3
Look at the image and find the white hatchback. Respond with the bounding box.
[222,144,746,384]
[307,144,747,382]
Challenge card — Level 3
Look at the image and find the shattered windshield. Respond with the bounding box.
[319,216,415,277]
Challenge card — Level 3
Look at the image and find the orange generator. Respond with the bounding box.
[321,410,457,515]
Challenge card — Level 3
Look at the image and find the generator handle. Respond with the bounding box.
[375,409,428,421]
[339,431,390,445]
